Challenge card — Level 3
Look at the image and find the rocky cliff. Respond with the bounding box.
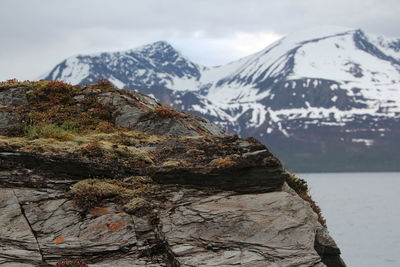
[0,80,345,266]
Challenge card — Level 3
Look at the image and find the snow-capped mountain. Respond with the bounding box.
[41,41,205,90]
[41,26,400,171]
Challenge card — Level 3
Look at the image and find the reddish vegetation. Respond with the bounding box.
[53,258,88,267]
[153,107,186,119]
[0,78,18,86]
[96,78,111,86]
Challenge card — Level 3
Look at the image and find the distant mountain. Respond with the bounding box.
[41,26,400,171]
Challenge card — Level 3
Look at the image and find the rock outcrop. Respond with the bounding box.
[0,81,345,266]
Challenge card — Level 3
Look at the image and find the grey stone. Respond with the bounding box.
[0,109,21,131]
[0,87,28,107]
[0,189,42,266]
[160,189,333,266]
[115,105,147,128]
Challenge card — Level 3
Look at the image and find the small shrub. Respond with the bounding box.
[286,172,308,194]
[0,78,23,89]
[53,258,88,267]
[70,183,103,212]
[96,78,111,86]
[79,140,104,157]
[0,78,18,85]
[70,179,127,212]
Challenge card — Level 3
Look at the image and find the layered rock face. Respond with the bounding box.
[0,81,345,266]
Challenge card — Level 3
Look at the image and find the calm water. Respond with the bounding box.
[299,172,400,267]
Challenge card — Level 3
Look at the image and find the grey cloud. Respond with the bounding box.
[0,0,399,80]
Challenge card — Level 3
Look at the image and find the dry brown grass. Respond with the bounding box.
[208,157,236,168]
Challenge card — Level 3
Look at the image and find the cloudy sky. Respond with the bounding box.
[1,0,399,81]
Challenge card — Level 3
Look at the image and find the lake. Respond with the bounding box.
[299,172,400,267]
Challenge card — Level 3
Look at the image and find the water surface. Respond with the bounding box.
[300,172,400,267]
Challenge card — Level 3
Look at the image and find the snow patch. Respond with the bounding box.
[352,138,374,146]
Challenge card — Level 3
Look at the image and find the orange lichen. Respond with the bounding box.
[55,236,65,244]
[107,221,125,232]
[89,207,108,216]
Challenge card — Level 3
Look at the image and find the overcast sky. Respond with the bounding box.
[1,0,399,81]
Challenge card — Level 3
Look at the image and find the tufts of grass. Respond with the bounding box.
[70,177,158,215]
[24,124,75,141]
[78,139,154,166]
[123,198,151,215]
[286,172,327,227]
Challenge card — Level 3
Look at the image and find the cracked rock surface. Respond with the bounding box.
[160,186,334,267]
[0,163,345,266]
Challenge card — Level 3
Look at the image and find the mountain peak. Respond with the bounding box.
[135,40,176,54]
[282,26,357,44]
